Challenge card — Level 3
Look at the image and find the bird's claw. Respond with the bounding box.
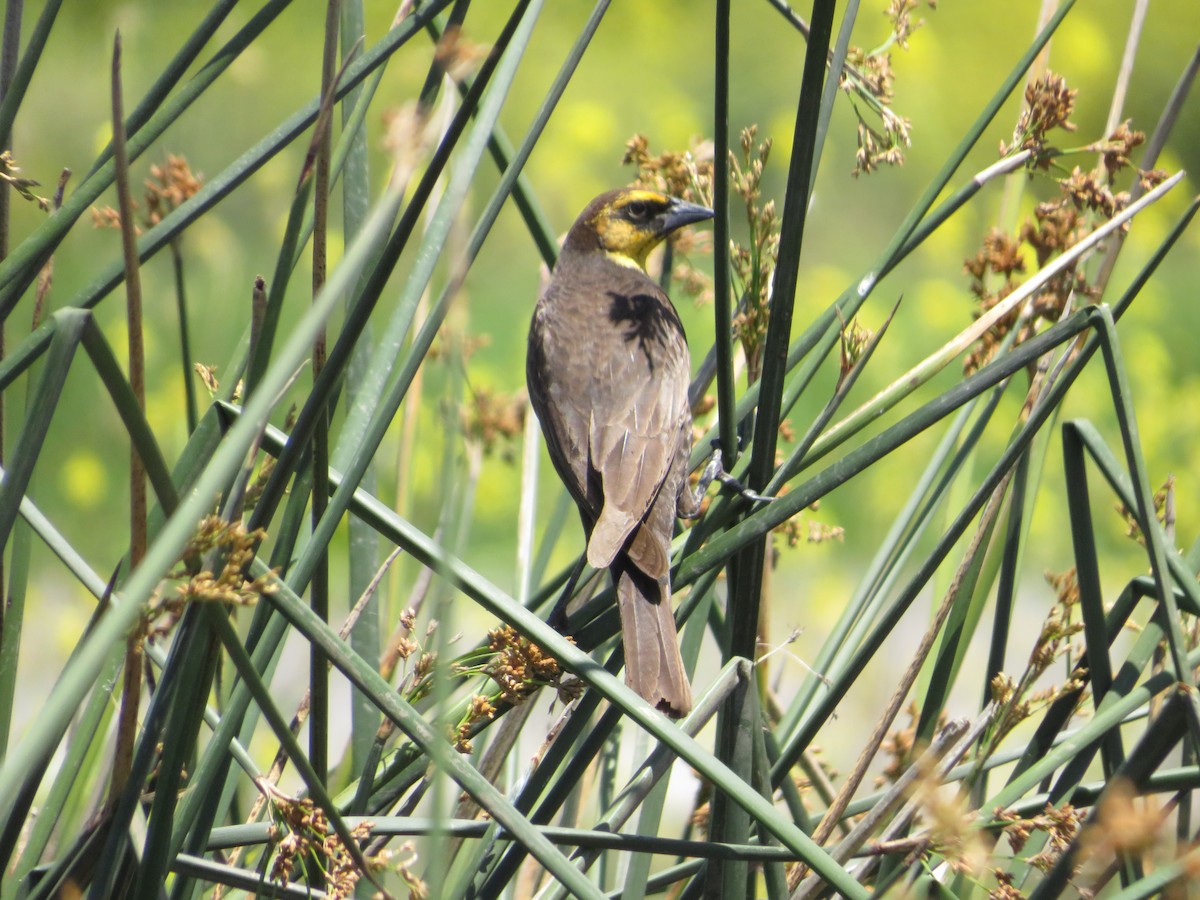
[715,468,776,504]
[684,445,775,515]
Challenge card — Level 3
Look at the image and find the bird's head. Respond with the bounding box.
[563,188,714,271]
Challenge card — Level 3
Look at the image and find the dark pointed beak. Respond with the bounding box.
[658,198,714,235]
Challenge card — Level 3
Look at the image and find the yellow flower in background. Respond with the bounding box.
[62,450,108,510]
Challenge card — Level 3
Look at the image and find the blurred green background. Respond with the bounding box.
[9,1,1198,673]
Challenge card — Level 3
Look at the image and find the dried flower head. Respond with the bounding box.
[1020,199,1084,267]
[844,45,896,104]
[93,154,202,233]
[1061,166,1120,218]
[413,651,437,680]
[261,784,390,899]
[990,869,1024,900]
[469,693,497,722]
[1095,120,1145,177]
[393,841,429,899]
[852,107,911,176]
[91,204,131,232]
[428,331,490,364]
[1115,475,1173,546]
[452,722,474,754]
[728,126,779,382]
[907,764,987,877]
[1029,571,1083,670]
[837,2,932,175]
[149,517,274,638]
[1004,71,1077,164]
[193,362,243,403]
[807,521,846,544]
[995,802,1081,869]
[395,636,418,662]
[770,491,840,551]
[144,155,202,226]
[433,25,488,83]
[0,152,49,211]
[243,455,276,510]
[622,133,714,206]
[461,386,526,462]
[483,625,569,706]
[621,134,716,302]
[963,175,1106,375]
[979,567,1088,754]
[962,230,1026,373]
[878,704,923,785]
[1078,778,1164,865]
[886,0,936,50]
[839,316,875,377]
[964,74,1152,374]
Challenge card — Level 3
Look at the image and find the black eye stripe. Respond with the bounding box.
[619,199,663,221]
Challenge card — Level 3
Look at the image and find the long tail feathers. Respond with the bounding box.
[615,563,692,717]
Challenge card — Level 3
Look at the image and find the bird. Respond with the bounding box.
[527,187,714,717]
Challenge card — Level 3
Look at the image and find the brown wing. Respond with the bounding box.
[527,289,595,516]
[583,279,690,572]
[527,256,691,576]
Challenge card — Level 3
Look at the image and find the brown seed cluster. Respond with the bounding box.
[449,694,499,754]
[144,154,202,226]
[0,151,50,210]
[768,488,845,553]
[461,385,526,462]
[839,315,874,378]
[1115,475,1173,546]
[906,763,987,877]
[845,45,897,105]
[432,25,488,83]
[264,792,396,898]
[983,568,1086,752]
[838,1,933,175]
[989,869,1024,900]
[149,516,274,638]
[1003,72,1078,165]
[622,133,714,207]
[372,611,443,727]
[622,133,716,303]
[483,625,572,707]
[728,126,779,384]
[193,362,244,403]
[1077,778,1165,864]
[886,0,937,50]
[774,503,844,549]
[878,703,922,785]
[963,211,1095,374]
[852,104,911,177]
[965,76,1161,374]
[994,802,1081,872]
[1097,120,1148,178]
[91,153,202,233]
[428,330,491,364]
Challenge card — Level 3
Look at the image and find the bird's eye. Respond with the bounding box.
[626,200,648,219]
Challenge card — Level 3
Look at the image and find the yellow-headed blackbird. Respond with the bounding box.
[527,188,714,717]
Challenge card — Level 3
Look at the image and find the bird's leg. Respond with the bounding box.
[678,443,775,520]
[546,553,589,633]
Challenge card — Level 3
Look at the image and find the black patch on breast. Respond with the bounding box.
[606,291,685,373]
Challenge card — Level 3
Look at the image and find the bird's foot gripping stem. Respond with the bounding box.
[680,444,775,519]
